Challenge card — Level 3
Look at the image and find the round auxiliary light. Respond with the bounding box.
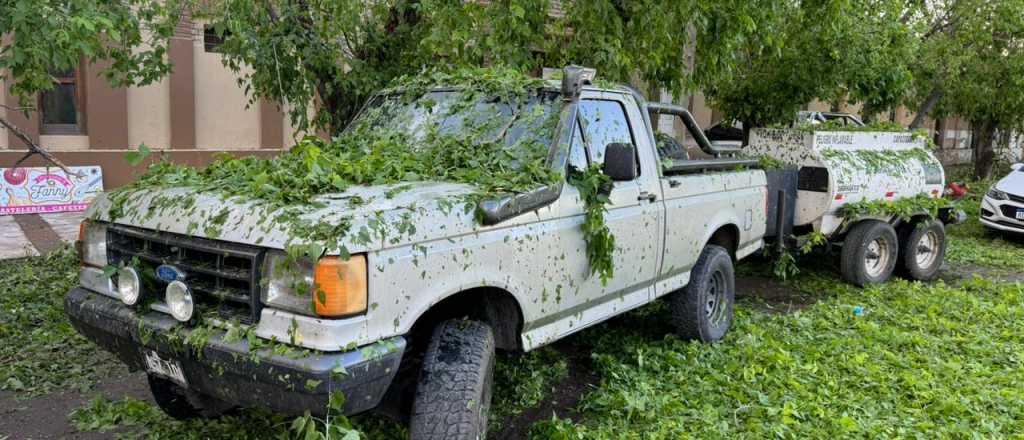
[117,267,141,306]
[165,281,194,322]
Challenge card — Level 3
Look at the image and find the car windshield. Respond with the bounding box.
[350,89,563,166]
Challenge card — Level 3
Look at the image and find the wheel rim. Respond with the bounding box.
[914,230,940,268]
[864,237,892,278]
[704,269,728,326]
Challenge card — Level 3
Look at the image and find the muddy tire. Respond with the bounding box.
[147,375,227,420]
[669,245,735,342]
[841,220,898,287]
[900,219,946,281]
[410,319,495,440]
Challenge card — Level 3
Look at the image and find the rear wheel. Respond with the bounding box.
[841,220,898,286]
[668,245,735,342]
[409,319,495,440]
[900,219,946,281]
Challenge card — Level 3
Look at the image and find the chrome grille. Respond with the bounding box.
[1008,192,1024,204]
[106,224,264,324]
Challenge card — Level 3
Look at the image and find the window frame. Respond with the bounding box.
[567,116,591,173]
[39,66,86,136]
[204,25,228,53]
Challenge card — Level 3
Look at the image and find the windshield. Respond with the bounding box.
[350,89,563,164]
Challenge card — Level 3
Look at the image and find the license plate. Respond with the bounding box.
[144,350,188,387]
[1017,209,1024,220]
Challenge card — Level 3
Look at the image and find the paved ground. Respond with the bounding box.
[0,211,84,259]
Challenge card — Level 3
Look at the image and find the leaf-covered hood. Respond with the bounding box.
[87,182,485,254]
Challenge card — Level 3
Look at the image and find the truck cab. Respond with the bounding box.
[65,67,767,439]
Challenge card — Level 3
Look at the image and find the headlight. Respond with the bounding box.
[261,251,368,318]
[77,221,108,267]
[117,267,141,306]
[166,281,194,322]
[987,187,1008,201]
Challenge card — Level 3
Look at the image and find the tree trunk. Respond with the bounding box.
[742,121,752,146]
[970,119,997,179]
[909,88,943,129]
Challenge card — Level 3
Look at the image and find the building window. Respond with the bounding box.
[39,68,85,135]
[204,25,229,53]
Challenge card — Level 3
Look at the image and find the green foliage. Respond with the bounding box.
[527,274,1024,438]
[820,147,935,176]
[0,248,123,396]
[70,394,398,439]
[755,154,786,170]
[106,67,563,255]
[0,0,184,103]
[196,0,554,133]
[907,0,1024,177]
[839,194,954,222]
[568,164,616,285]
[490,347,570,431]
[705,0,916,129]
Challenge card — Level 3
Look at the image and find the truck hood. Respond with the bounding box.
[87,182,486,253]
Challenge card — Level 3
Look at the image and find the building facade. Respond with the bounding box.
[0,20,298,189]
[3,18,1018,191]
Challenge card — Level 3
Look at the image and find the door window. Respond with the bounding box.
[578,100,636,166]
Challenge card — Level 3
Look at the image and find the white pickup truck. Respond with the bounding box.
[65,68,766,439]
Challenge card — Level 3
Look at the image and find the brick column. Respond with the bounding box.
[169,28,196,149]
[85,59,129,149]
[259,99,284,149]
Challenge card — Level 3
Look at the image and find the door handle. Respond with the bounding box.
[668,179,681,188]
[638,191,657,202]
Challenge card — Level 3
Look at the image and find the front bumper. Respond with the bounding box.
[64,287,404,416]
[980,196,1024,234]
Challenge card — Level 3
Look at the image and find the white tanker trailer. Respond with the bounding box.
[747,128,960,286]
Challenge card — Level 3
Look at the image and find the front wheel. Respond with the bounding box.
[900,219,946,281]
[668,245,735,342]
[841,220,898,287]
[409,319,495,440]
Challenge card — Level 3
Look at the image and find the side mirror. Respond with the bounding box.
[1011,163,1023,171]
[603,143,637,181]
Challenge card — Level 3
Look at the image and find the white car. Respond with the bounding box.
[981,163,1024,234]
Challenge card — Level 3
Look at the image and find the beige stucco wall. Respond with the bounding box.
[193,28,260,150]
[39,135,90,151]
[690,92,714,128]
[128,74,171,150]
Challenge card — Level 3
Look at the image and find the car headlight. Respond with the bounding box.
[76,221,108,267]
[987,187,1009,201]
[261,251,368,318]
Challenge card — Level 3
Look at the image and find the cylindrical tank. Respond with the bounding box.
[747,128,945,236]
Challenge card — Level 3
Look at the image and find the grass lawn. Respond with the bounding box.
[2,186,1023,439]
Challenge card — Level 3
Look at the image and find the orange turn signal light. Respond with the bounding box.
[313,255,368,318]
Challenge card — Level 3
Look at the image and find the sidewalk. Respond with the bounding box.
[0,211,85,260]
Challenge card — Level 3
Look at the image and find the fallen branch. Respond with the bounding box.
[0,113,83,177]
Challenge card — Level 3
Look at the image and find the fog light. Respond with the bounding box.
[166,281,194,322]
[117,267,141,306]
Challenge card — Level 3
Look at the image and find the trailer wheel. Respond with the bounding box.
[409,319,495,440]
[841,220,898,286]
[900,219,946,281]
[668,245,734,342]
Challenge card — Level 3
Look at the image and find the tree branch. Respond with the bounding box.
[909,88,943,129]
[0,115,83,176]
